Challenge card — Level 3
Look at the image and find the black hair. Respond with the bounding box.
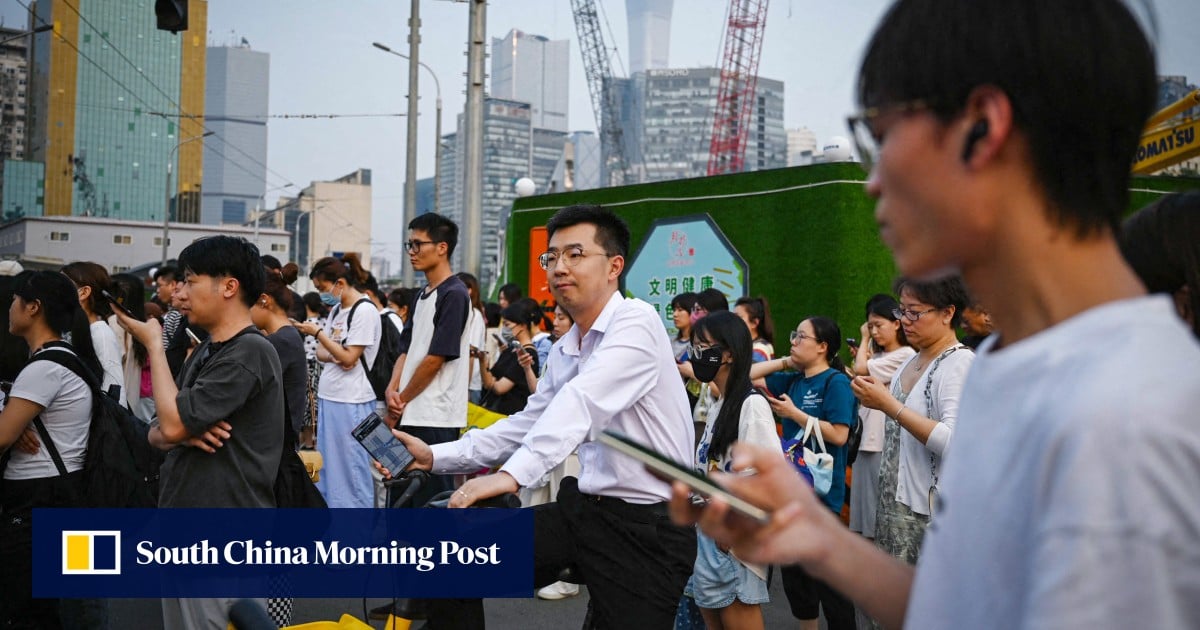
[695,288,730,314]
[804,316,847,374]
[12,270,102,377]
[856,0,1157,237]
[111,273,149,367]
[865,293,909,349]
[893,275,970,328]
[460,273,486,314]
[262,267,295,312]
[388,287,415,314]
[61,261,114,319]
[1121,191,1200,339]
[501,297,544,330]
[177,235,265,309]
[302,291,329,318]
[484,302,502,328]
[355,272,382,301]
[154,265,181,283]
[260,255,283,270]
[545,204,631,260]
[734,296,775,345]
[409,213,460,257]
[498,283,523,305]
[691,311,753,459]
[309,252,369,288]
[671,292,699,312]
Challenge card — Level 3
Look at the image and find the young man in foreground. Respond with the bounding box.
[673,1,1200,628]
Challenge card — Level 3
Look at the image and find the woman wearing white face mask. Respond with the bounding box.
[478,298,540,415]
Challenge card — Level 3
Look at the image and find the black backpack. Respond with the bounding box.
[342,300,404,401]
[30,345,160,508]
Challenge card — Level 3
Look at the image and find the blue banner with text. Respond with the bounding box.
[34,508,533,598]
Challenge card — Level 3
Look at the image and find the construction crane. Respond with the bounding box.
[570,0,631,185]
[1133,89,1200,174]
[707,0,769,176]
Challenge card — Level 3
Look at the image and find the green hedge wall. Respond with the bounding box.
[506,164,1198,361]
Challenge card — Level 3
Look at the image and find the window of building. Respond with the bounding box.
[153,236,171,246]
[270,243,287,253]
[113,234,132,245]
[112,265,130,273]
[50,231,70,242]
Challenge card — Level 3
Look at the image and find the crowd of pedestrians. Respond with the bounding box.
[2,1,1200,629]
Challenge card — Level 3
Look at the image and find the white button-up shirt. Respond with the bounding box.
[431,291,695,503]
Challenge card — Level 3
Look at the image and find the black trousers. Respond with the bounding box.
[402,425,460,507]
[782,563,856,629]
[535,477,697,629]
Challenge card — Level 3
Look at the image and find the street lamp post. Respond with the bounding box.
[0,24,51,46]
[252,182,296,247]
[161,131,213,266]
[372,41,442,219]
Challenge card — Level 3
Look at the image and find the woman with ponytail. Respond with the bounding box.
[293,253,382,508]
[61,261,124,396]
[1,271,106,628]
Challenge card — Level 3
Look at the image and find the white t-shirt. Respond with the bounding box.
[859,346,915,453]
[397,276,471,428]
[906,296,1200,629]
[318,298,382,404]
[466,308,486,391]
[90,320,124,396]
[5,348,93,479]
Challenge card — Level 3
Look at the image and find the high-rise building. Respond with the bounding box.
[1159,75,1199,119]
[270,168,372,281]
[787,127,818,166]
[490,29,570,133]
[549,130,602,193]
[0,25,34,211]
[631,67,786,182]
[440,98,565,286]
[202,43,269,225]
[625,0,673,75]
[11,0,207,223]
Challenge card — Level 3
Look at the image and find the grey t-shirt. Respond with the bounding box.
[158,327,284,508]
[906,296,1200,628]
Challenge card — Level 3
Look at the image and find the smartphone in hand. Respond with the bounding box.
[101,289,140,320]
[352,411,415,473]
[185,328,202,346]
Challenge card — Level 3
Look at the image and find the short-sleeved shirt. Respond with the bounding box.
[158,328,284,508]
[765,367,856,512]
[466,307,486,390]
[90,320,124,395]
[396,275,470,428]
[318,298,382,404]
[267,326,308,435]
[5,347,93,479]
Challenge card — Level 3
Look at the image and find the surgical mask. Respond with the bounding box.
[688,344,724,383]
[319,292,339,307]
[500,327,516,343]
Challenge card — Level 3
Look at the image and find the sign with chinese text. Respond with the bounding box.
[625,214,748,335]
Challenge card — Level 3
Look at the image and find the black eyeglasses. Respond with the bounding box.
[405,240,437,254]
[892,306,938,322]
[538,245,611,271]
[688,342,724,358]
[846,99,933,172]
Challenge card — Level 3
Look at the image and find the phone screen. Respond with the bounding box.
[598,430,769,524]
[352,412,415,473]
[100,289,139,320]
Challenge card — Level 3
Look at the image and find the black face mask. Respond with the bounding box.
[689,345,724,383]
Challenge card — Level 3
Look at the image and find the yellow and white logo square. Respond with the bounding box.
[62,531,121,575]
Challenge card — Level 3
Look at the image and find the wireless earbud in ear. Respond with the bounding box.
[961,120,989,163]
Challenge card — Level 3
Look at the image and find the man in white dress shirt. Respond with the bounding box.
[396,204,697,628]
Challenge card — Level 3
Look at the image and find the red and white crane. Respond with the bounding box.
[707,0,770,176]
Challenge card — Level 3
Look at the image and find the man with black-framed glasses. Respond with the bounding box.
[390,205,698,628]
[671,1,1200,629]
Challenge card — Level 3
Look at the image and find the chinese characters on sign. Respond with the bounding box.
[625,215,748,335]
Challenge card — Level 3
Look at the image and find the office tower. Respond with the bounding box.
[634,67,785,182]
[202,42,269,225]
[490,29,570,133]
[12,0,207,222]
[273,168,373,277]
[0,25,33,212]
[625,0,673,74]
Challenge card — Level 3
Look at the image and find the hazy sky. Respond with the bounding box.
[3,1,1198,270]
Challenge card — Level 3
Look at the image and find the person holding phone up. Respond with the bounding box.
[478,298,541,415]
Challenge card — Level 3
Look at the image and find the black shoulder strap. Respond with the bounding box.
[28,348,97,479]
